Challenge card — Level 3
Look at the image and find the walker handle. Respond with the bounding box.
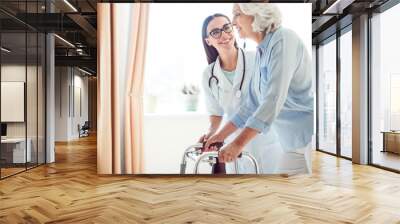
[202,141,224,151]
[202,141,243,158]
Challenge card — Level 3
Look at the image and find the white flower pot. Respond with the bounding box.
[184,94,199,111]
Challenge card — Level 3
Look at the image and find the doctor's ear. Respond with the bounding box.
[205,38,212,46]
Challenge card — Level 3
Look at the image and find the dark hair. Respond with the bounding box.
[202,13,237,65]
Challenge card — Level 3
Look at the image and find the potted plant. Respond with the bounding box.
[181,84,200,111]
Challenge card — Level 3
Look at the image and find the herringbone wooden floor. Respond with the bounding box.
[1,135,400,224]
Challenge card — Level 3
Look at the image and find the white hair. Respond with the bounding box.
[238,3,282,34]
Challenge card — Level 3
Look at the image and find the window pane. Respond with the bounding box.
[340,30,352,158]
[312,45,317,150]
[318,38,337,154]
[371,3,400,171]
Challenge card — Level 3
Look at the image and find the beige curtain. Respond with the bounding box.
[124,4,149,174]
[97,3,149,174]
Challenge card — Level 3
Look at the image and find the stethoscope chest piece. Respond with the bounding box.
[235,90,241,98]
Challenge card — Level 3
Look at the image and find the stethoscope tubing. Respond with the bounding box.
[208,48,246,95]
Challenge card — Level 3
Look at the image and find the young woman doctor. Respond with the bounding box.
[199,13,280,174]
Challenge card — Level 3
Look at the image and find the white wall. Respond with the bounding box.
[55,67,89,141]
[1,64,47,163]
[143,113,210,174]
[1,82,25,122]
[70,74,89,138]
[1,66,26,131]
[1,65,39,138]
[55,67,69,141]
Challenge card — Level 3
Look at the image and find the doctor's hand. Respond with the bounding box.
[198,131,215,144]
[204,121,238,151]
[203,133,225,152]
[218,142,244,163]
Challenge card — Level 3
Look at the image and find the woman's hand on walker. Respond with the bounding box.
[198,131,214,143]
[218,142,244,163]
[204,133,224,152]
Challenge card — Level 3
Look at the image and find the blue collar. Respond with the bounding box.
[256,27,281,52]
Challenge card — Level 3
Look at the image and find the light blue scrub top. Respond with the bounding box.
[221,69,235,84]
[231,27,314,152]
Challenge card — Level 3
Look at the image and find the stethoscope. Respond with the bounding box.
[208,48,246,98]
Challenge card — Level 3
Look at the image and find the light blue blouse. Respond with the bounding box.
[230,27,314,152]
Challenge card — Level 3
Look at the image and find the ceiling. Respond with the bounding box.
[0,0,97,75]
[310,0,391,44]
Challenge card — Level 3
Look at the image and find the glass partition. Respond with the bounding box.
[38,32,45,165]
[27,30,38,169]
[0,1,46,179]
[317,37,337,155]
[1,30,28,177]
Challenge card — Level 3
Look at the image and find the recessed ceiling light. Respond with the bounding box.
[54,34,75,48]
[322,0,354,15]
[1,47,11,53]
[63,0,78,12]
[77,67,93,76]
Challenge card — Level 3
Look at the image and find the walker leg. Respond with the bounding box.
[234,160,239,174]
[180,164,186,174]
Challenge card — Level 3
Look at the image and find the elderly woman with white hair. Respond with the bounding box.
[205,3,313,175]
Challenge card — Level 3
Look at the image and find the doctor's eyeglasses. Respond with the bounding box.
[209,23,233,39]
